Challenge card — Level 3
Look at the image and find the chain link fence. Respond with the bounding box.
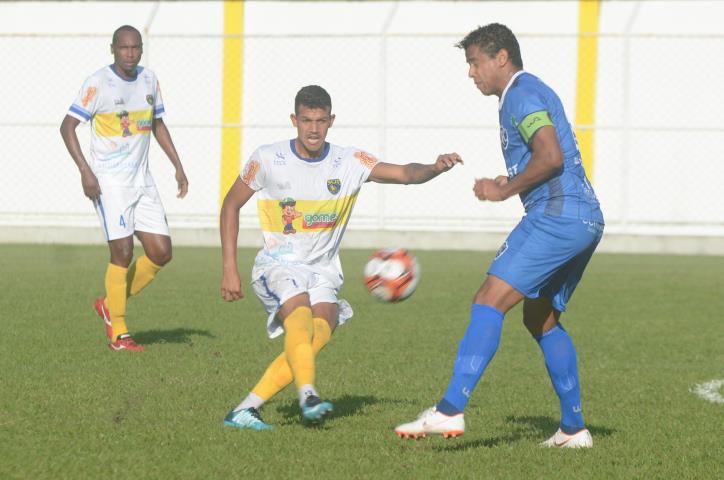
[1,29,723,245]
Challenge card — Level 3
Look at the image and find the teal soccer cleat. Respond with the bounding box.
[223,407,273,431]
[301,395,333,424]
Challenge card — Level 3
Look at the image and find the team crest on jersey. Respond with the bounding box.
[327,179,341,194]
[146,95,154,105]
[500,127,509,150]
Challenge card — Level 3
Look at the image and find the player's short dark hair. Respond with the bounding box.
[112,25,142,45]
[294,85,332,114]
[456,23,523,69]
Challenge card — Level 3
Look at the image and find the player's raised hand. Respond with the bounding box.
[80,169,101,201]
[473,177,506,201]
[435,152,463,172]
[221,269,244,302]
[175,167,189,198]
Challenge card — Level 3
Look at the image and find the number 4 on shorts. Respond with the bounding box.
[119,215,126,228]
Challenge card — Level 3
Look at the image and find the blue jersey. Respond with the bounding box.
[499,72,603,223]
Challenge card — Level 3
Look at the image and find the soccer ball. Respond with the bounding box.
[363,248,420,302]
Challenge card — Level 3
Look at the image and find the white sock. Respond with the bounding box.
[235,392,264,412]
[298,384,318,406]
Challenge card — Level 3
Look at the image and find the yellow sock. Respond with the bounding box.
[105,263,129,341]
[282,306,315,388]
[253,318,332,401]
[127,255,162,297]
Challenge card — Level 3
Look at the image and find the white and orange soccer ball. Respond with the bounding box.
[363,248,420,302]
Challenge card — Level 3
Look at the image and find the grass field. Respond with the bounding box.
[1,244,722,479]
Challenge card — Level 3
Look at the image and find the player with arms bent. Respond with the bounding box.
[220,85,461,428]
[60,25,188,352]
[394,23,604,448]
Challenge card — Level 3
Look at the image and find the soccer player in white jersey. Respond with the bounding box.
[220,85,462,428]
[60,25,188,352]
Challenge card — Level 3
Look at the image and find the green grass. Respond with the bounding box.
[1,244,722,479]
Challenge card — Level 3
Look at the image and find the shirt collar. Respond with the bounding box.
[499,70,526,111]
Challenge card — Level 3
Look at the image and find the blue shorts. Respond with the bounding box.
[488,213,604,312]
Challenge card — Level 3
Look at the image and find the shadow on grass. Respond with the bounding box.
[132,328,215,345]
[432,415,615,452]
[506,414,616,440]
[275,394,382,425]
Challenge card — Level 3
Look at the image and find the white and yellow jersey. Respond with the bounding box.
[241,139,378,279]
[67,65,164,188]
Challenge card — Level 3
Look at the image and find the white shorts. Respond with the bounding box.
[94,186,170,241]
[251,261,353,339]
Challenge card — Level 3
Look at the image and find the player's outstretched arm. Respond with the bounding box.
[60,114,101,201]
[152,118,188,198]
[220,177,256,302]
[474,125,563,201]
[369,153,462,184]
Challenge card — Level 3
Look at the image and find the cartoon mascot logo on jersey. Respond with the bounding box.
[327,179,341,195]
[117,110,132,137]
[279,197,302,235]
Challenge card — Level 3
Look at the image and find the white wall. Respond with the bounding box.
[1,1,722,254]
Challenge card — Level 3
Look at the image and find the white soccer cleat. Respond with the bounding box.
[394,407,464,439]
[540,428,593,448]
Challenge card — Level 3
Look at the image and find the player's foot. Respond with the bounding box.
[109,334,145,352]
[540,428,593,448]
[301,395,333,424]
[394,406,464,439]
[223,407,273,431]
[94,297,113,340]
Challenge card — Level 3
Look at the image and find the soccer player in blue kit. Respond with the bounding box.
[395,23,604,448]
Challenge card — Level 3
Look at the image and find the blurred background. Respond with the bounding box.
[1,0,722,254]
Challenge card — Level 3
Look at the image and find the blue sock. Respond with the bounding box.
[437,304,504,416]
[535,324,585,433]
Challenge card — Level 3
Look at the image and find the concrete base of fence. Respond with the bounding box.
[1,225,723,256]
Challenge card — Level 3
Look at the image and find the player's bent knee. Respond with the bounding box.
[110,251,134,268]
[148,250,172,266]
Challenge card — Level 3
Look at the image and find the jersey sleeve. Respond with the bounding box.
[68,75,100,123]
[153,78,165,119]
[509,88,554,146]
[351,149,379,184]
[240,148,266,191]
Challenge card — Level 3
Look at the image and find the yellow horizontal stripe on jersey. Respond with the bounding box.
[94,109,154,138]
[257,194,358,233]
